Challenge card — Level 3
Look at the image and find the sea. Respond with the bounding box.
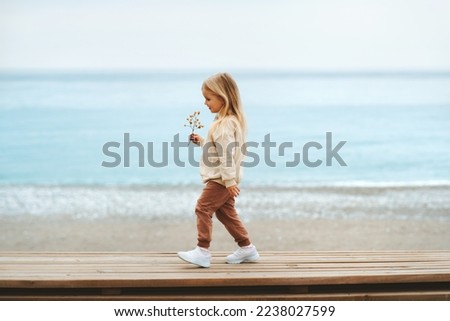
[1,71,449,219]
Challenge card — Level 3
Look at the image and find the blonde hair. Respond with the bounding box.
[202,72,247,138]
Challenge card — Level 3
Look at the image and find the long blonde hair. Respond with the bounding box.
[202,72,247,138]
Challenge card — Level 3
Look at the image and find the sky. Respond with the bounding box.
[1,0,450,71]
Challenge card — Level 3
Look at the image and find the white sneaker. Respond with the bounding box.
[177,247,211,268]
[226,245,260,264]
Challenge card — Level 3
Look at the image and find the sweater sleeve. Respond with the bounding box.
[212,118,239,187]
[199,136,205,147]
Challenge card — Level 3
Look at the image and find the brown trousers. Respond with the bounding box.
[195,181,251,249]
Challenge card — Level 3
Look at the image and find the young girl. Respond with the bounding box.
[177,72,259,268]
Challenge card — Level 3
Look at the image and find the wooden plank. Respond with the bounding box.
[1,251,449,300]
[1,291,450,301]
[1,254,449,265]
[1,262,448,269]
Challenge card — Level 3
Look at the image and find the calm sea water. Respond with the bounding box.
[1,71,449,219]
[1,71,449,187]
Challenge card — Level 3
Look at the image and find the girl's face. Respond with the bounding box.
[202,88,223,113]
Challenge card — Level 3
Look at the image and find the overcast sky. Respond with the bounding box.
[1,0,449,71]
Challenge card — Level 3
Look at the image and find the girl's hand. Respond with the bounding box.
[227,185,240,197]
[189,133,202,145]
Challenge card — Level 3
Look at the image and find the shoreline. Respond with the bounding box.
[1,184,449,221]
[2,184,448,252]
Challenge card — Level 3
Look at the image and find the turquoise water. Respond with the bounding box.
[1,72,450,186]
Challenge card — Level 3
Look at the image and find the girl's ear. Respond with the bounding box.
[218,97,225,108]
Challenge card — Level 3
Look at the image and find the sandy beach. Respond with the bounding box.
[1,184,449,252]
[1,215,449,252]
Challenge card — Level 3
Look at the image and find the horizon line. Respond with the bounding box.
[1,68,450,78]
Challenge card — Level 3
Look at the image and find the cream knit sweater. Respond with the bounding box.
[198,115,244,188]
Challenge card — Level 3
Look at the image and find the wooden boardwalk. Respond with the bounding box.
[1,251,450,300]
